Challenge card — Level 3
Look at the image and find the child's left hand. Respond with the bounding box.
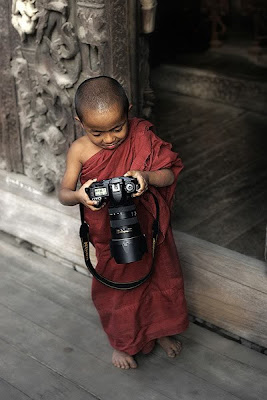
[124,170,149,197]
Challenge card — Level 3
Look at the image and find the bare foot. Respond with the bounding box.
[112,350,137,369]
[157,336,182,358]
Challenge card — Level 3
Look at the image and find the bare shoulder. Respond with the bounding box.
[69,136,100,164]
[68,136,86,157]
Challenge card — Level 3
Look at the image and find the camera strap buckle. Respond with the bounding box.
[79,192,159,290]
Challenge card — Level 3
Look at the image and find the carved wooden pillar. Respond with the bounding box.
[0,0,23,173]
[2,0,147,193]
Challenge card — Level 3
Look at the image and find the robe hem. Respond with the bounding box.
[109,319,189,356]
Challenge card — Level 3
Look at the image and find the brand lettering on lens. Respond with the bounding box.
[116,228,133,234]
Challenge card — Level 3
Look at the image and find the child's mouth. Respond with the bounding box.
[103,141,121,149]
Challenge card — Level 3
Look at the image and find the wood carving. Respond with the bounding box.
[11,0,81,191]
[3,0,147,191]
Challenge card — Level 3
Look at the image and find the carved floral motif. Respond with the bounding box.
[11,0,38,40]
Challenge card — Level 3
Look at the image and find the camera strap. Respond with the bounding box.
[79,191,159,290]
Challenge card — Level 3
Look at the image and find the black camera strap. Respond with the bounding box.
[79,191,159,290]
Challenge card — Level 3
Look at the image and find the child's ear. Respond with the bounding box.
[128,104,133,112]
[75,116,83,127]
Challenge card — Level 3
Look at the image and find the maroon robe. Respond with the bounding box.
[80,118,189,355]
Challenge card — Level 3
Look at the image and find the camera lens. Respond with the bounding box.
[109,203,147,264]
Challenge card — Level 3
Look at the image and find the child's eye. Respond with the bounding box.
[114,127,123,133]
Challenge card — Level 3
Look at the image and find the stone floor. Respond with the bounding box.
[150,87,267,261]
[0,233,267,400]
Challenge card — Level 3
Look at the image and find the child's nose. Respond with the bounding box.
[104,133,115,144]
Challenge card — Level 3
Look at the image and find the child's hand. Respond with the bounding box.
[124,170,149,197]
[78,179,105,211]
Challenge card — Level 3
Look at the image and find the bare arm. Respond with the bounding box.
[124,169,174,197]
[58,143,99,210]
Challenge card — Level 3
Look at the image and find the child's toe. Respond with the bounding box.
[127,357,137,368]
[174,341,182,354]
[122,360,129,369]
[167,349,176,357]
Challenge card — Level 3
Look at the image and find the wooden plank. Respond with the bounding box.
[179,109,267,164]
[1,239,267,400]
[164,111,246,162]
[0,170,78,219]
[0,170,96,270]
[0,377,34,400]
[150,337,267,400]
[189,190,267,246]
[180,323,267,373]
[0,187,93,268]
[226,220,266,260]
[0,238,94,322]
[0,281,241,400]
[0,306,171,400]
[152,64,267,114]
[175,232,267,347]
[176,133,267,201]
[137,354,242,400]
[154,91,244,143]
[173,159,267,232]
[1,254,265,400]
[175,231,267,295]
[182,261,267,345]
[0,339,98,400]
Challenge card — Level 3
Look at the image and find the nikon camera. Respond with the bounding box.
[85,176,147,264]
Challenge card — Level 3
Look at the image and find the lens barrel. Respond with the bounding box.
[109,203,147,264]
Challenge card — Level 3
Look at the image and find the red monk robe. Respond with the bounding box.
[80,117,189,355]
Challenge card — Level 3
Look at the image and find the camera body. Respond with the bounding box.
[85,176,140,208]
[85,176,147,264]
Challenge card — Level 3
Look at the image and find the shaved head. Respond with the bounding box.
[75,76,129,122]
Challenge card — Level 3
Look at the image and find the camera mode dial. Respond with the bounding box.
[125,182,135,193]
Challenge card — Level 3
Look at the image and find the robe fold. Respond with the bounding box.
[80,117,189,355]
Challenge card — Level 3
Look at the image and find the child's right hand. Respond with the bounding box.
[77,179,105,211]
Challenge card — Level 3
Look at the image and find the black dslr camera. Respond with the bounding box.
[85,176,147,264]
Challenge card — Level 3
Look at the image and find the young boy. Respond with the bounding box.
[59,76,189,369]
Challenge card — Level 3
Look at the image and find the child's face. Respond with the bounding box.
[81,104,128,150]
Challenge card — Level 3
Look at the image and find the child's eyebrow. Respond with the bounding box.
[92,120,126,133]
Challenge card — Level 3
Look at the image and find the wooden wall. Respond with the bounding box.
[175,231,267,348]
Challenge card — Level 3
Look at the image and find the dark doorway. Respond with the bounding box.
[150,1,267,261]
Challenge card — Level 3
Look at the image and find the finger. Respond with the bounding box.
[84,178,97,188]
[137,178,146,192]
[84,199,99,207]
[86,199,106,210]
[133,190,143,197]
